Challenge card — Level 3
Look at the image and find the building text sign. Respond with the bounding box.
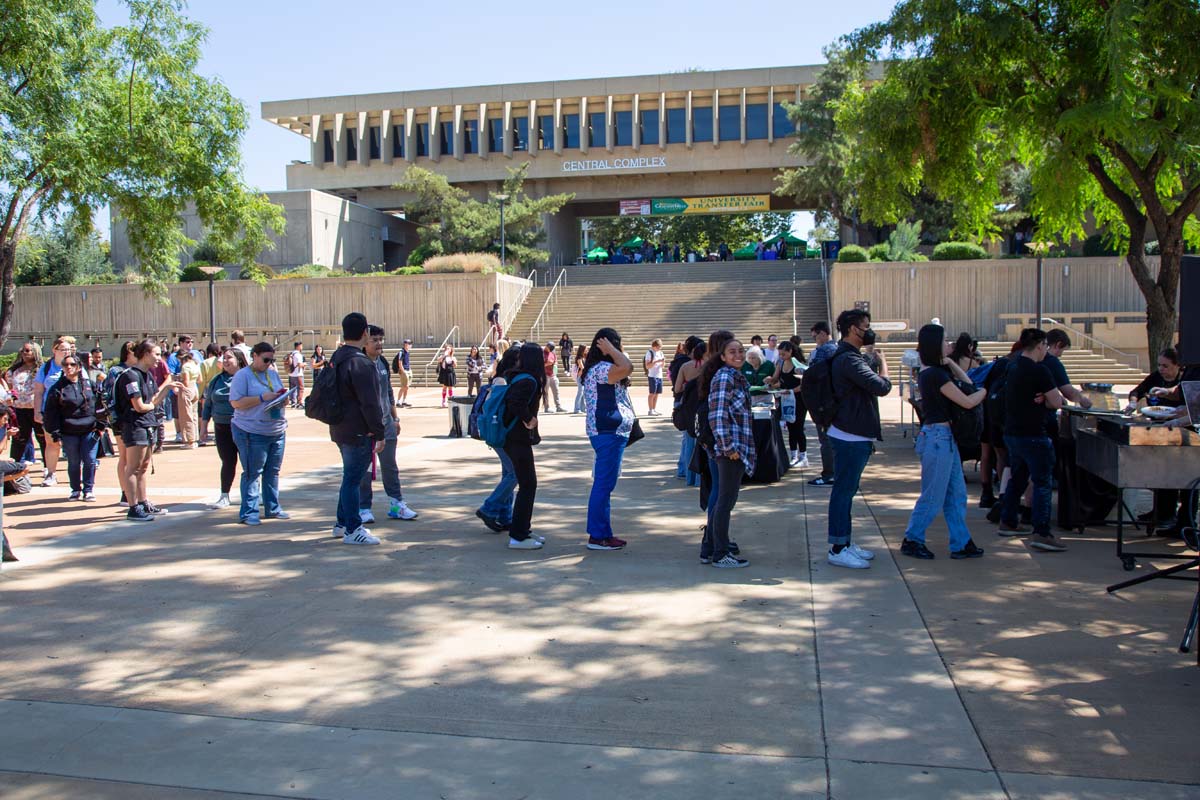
[651,195,771,216]
[620,199,651,216]
[561,157,667,172]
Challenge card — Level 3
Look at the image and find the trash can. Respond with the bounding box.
[448,395,475,438]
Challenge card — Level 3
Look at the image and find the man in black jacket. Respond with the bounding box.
[826,309,892,570]
[329,312,388,545]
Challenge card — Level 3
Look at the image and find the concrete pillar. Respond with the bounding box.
[453,105,464,161]
[503,101,514,158]
[542,204,579,267]
[429,106,440,162]
[381,110,393,165]
[310,114,323,169]
[631,94,640,151]
[658,93,666,150]
[579,96,589,154]
[685,91,693,149]
[357,112,369,166]
[767,86,775,144]
[713,90,720,150]
[740,88,747,144]
[553,99,563,155]
[404,109,416,162]
[334,113,347,167]
[479,103,489,159]
[605,95,614,153]
[528,100,537,158]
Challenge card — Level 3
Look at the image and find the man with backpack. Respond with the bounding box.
[823,309,892,569]
[487,303,503,345]
[286,342,306,409]
[392,339,413,408]
[806,322,839,487]
[324,312,388,545]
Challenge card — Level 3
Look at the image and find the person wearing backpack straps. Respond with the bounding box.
[42,353,104,502]
[899,324,988,560]
[672,339,706,487]
[475,347,522,534]
[825,309,893,570]
[806,322,838,486]
[580,328,637,551]
[502,343,547,549]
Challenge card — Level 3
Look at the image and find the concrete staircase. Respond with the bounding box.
[875,342,1146,385]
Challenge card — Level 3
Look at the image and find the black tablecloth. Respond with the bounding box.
[747,410,789,484]
[1057,418,1118,529]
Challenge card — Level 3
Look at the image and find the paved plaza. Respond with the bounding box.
[1,390,1197,799]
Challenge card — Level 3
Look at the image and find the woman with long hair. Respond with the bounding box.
[502,343,546,549]
[579,328,636,550]
[476,347,522,534]
[465,345,483,398]
[951,333,981,372]
[900,324,987,560]
[672,339,706,487]
[176,350,201,448]
[6,341,44,464]
[571,344,588,414]
[117,339,182,522]
[769,340,808,468]
[203,347,248,510]
[438,345,458,407]
[43,353,103,501]
[228,343,289,526]
[698,333,754,568]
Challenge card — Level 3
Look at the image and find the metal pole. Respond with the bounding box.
[1036,255,1044,329]
[208,277,217,343]
[499,199,506,267]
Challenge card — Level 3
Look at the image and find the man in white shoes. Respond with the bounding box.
[825,309,892,569]
[328,313,388,545]
[357,325,419,525]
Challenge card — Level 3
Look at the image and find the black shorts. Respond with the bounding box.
[121,424,154,448]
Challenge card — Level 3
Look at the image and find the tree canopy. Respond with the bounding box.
[15,221,115,286]
[838,0,1200,355]
[0,0,283,343]
[587,212,794,255]
[394,163,573,267]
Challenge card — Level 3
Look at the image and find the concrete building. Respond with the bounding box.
[111,189,416,273]
[262,66,836,264]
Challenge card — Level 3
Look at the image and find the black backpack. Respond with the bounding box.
[672,376,701,432]
[934,367,983,460]
[984,357,1011,431]
[305,356,344,424]
[800,351,845,428]
[391,350,403,374]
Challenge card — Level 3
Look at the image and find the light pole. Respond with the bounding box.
[1029,241,1051,330]
[495,193,510,268]
[198,265,224,345]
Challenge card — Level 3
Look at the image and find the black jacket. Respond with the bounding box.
[328,345,388,444]
[504,370,542,446]
[43,377,101,439]
[830,342,892,441]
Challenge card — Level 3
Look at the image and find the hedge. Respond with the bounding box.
[931,242,988,261]
[867,244,890,262]
[837,244,870,262]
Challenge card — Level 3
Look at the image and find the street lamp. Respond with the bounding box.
[197,265,224,345]
[494,193,510,267]
[1028,241,1052,330]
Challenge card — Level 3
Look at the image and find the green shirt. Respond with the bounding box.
[741,360,775,387]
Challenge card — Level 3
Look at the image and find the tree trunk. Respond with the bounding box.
[0,241,15,350]
[1138,241,1180,362]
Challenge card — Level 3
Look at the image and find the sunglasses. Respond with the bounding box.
[62,361,81,368]
[260,356,275,363]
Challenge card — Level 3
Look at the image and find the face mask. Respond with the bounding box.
[860,328,877,347]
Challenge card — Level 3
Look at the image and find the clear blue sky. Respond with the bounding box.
[96,0,900,238]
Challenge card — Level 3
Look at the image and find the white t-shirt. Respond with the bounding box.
[645,349,664,379]
[233,343,252,361]
[763,347,780,364]
[287,350,305,378]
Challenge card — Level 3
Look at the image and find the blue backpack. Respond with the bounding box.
[477,373,535,448]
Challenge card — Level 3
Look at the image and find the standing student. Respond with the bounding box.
[357,326,419,523]
[559,332,574,362]
[203,348,247,510]
[476,347,522,533]
[394,340,412,408]
[176,351,201,448]
[438,345,458,408]
[33,335,73,485]
[580,329,636,551]
[105,341,137,506]
[762,335,780,365]
[197,343,222,444]
[230,330,252,361]
[571,344,588,414]
[503,343,547,550]
[311,345,327,381]
[487,302,503,344]
[768,340,808,467]
[900,324,987,560]
[541,343,565,413]
[286,342,306,408]
[465,345,483,398]
[6,342,44,464]
[117,339,182,522]
[700,335,755,568]
[329,313,388,545]
[807,322,838,487]
[228,343,289,526]
[42,354,102,502]
[644,339,665,416]
[826,309,893,569]
[673,339,706,486]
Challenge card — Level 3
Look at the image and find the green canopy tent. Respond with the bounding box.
[618,236,645,250]
[585,246,610,263]
[733,233,808,260]
[732,243,758,260]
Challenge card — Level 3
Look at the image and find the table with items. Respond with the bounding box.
[746,388,789,484]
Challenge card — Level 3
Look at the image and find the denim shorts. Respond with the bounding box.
[648,377,663,394]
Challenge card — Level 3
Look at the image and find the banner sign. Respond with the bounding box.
[651,195,771,216]
[561,157,667,172]
[619,199,651,216]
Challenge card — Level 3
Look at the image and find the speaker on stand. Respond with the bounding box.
[1181,255,1200,361]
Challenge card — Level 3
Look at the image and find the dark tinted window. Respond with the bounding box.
[322,130,334,162]
[773,103,794,138]
[440,122,454,155]
[665,108,686,144]
[745,104,768,140]
[718,105,740,142]
[563,114,580,148]
[416,123,429,157]
[346,128,358,160]
[368,126,381,159]
[513,117,529,151]
[539,115,555,150]
[693,107,713,143]
[391,124,404,158]
[463,119,478,154]
[489,119,504,152]
[640,109,659,145]
[614,111,633,147]
[589,112,606,148]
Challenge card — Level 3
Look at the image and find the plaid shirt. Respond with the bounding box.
[708,366,756,474]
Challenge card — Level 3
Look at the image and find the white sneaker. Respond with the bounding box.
[82,492,97,502]
[828,548,871,569]
[788,450,799,466]
[331,524,347,539]
[508,536,543,550]
[207,495,230,510]
[42,472,57,487]
[343,527,380,545]
[847,543,875,561]
[388,498,419,520]
[359,508,376,524]
[796,453,810,469]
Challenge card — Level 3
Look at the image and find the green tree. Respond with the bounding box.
[588,212,793,255]
[0,0,284,344]
[394,163,573,266]
[15,222,115,285]
[839,0,1200,356]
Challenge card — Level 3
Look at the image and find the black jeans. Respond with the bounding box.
[504,438,537,540]
[11,407,45,461]
[789,394,808,452]
[703,456,744,561]
[213,422,238,494]
[467,373,481,396]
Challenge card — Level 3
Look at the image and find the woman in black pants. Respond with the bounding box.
[700,335,756,568]
[503,343,546,550]
[6,343,45,463]
[770,340,808,468]
[202,348,247,510]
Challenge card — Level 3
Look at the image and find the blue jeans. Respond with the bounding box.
[679,432,700,485]
[1001,434,1055,536]
[60,431,99,493]
[337,439,374,532]
[587,433,626,540]
[358,438,403,508]
[480,446,517,525]
[573,385,586,413]
[231,426,285,522]
[903,425,970,551]
[828,437,874,546]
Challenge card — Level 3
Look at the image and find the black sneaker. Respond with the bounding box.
[143,502,167,515]
[986,504,1003,524]
[979,495,996,509]
[900,539,936,559]
[950,540,986,559]
[1019,505,1032,525]
[808,476,834,487]
[711,553,750,568]
[126,503,154,523]
[475,508,505,533]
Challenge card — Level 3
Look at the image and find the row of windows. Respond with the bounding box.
[321,103,795,163]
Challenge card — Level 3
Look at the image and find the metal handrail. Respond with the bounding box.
[422,325,460,385]
[477,279,532,352]
[1039,317,1142,372]
[529,269,567,343]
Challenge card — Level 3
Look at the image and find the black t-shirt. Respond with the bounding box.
[918,366,952,424]
[1004,356,1057,436]
[1131,371,1183,406]
[117,366,157,428]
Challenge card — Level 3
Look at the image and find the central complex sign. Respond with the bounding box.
[619,194,772,216]
[561,157,667,172]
